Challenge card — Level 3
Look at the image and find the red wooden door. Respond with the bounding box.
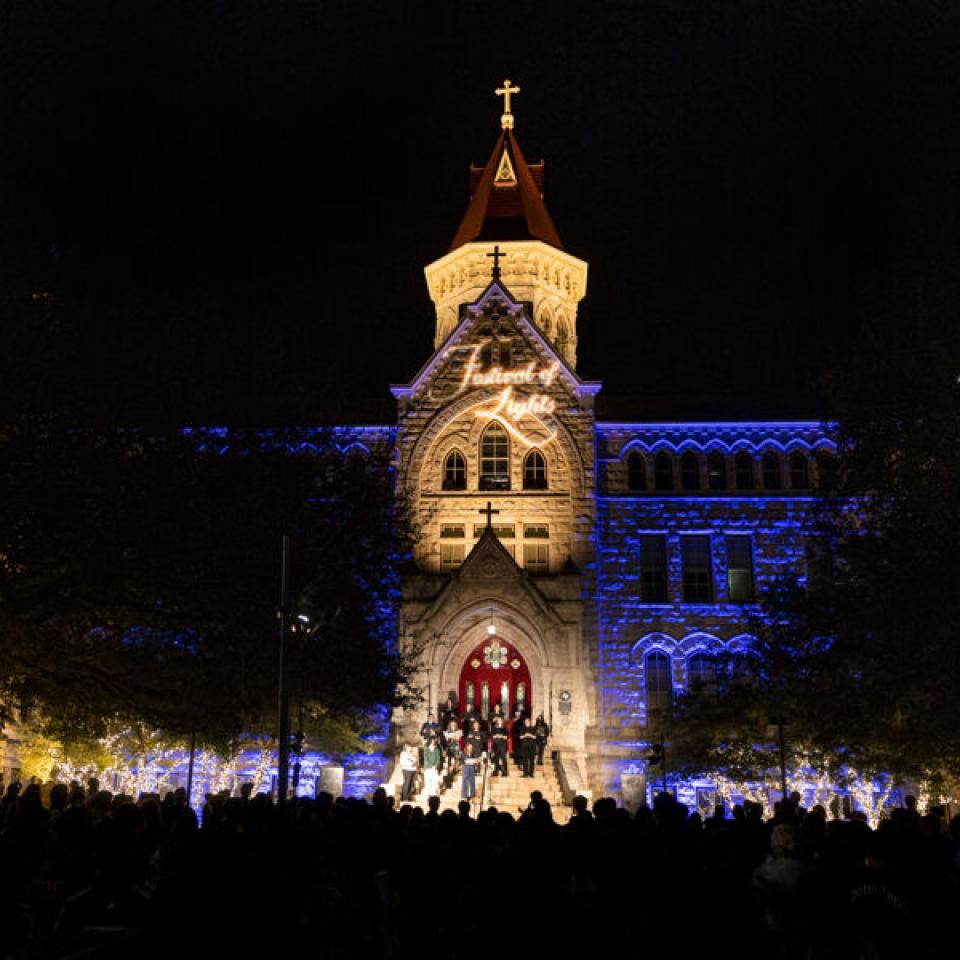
[459,635,532,723]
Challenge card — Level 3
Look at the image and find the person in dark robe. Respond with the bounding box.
[420,711,441,743]
[488,702,506,731]
[519,718,537,778]
[490,717,509,777]
[533,714,550,765]
[465,719,486,760]
[510,713,526,766]
[439,694,458,729]
[462,703,481,732]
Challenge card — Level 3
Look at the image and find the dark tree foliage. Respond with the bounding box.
[0,419,415,750]
[669,251,960,782]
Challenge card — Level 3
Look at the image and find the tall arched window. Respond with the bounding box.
[654,452,674,491]
[680,452,701,491]
[816,451,838,492]
[540,309,554,338]
[735,452,755,491]
[645,651,673,721]
[790,452,810,490]
[479,423,510,490]
[707,452,727,491]
[555,316,570,357]
[442,450,466,490]
[688,653,717,698]
[627,452,647,491]
[523,449,547,490]
[762,452,782,490]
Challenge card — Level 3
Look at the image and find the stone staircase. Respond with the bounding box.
[402,754,569,821]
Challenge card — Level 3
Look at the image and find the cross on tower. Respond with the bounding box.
[478,501,500,529]
[495,79,520,129]
[487,244,505,280]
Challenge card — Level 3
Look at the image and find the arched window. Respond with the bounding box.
[645,651,673,721]
[762,452,782,490]
[479,423,510,490]
[707,452,727,491]
[735,452,755,491]
[790,452,810,490]
[680,452,701,491]
[523,449,547,490]
[816,451,838,492]
[555,317,570,357]
[627,452,647,491]
[688,653,717,698]
[442,450,466,491]
[654,452,674,491]
[540,309,554,338]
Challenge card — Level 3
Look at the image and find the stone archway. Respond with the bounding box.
[430,599,549,723]
[458,634,533,721]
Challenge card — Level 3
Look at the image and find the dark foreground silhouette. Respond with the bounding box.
[1,780,958,959]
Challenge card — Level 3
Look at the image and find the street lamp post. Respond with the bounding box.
[767,715,789,803]
[276,534,293,807]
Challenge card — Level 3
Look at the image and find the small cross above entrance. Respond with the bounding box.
[478,501,500,529]
[487,244,505,280]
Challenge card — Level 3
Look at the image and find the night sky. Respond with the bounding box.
[3,1,959,425]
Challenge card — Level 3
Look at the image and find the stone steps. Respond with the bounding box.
[403,756,566,816]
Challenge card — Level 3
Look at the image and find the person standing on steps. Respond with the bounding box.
[490,716,509,777]
[460,742,481,803]
[420,711,441,743]
[423,735,442,798]
[443,718,462,788]
[439,693,459,730]
[534,714,550,766]
[510,711,525,766]
[465,718,486,761]
[462,702,482,733]
[399,744,418,802]
[520,718,537,778]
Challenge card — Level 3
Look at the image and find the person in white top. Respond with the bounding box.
[399,744,418,801]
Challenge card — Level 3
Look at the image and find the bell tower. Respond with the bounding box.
[424,80,589,368]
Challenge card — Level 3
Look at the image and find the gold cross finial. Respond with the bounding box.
[495,79,520,129]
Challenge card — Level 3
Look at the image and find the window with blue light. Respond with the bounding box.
[688,652,718,699]
[681,535,713,602]
[726,534,755,602]
[790,451,810,490]
[654,452,674,491]
[645,650,673,723]
[627,451,646,491]
[640,534,668,603]
[680,452,701,491]
[707,451,727,490]
[762,452,782,490]
[735,452,755,491]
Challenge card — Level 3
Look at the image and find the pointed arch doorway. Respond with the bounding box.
[458,635,532,723]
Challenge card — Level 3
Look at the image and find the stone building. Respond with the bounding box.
[348,91,834,803]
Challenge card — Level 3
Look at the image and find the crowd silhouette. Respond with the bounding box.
[0,777,958,959]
